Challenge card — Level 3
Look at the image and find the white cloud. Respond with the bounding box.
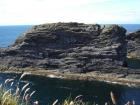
[0,0,139,25]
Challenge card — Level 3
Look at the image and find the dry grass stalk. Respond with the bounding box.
[24,93,30,105]
[52,99,58,105]
[10,82,14,87]
[2,97,7,105]
[0,72,37,105]
[110,91,117,105]
[0,83,2,88]
[132,100,135,105]
[69,101,74,105]
[2,89,10,98]
[125,101,135,105]
[22,87,30,103]
[105,102,108,105]
[21,83,30,92]
[15,87,20,96]
[34,101,39,105]
[19,72,30,81]
[74,95,83,100]
[4,79,14,85]
[30,91,36,98]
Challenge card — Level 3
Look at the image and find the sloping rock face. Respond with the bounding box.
[127,30,140,59]
[0,23,127,72]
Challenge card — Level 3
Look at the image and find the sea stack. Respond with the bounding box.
[0,22,127,73]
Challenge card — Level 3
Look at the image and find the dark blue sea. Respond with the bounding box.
[0,24,140,48]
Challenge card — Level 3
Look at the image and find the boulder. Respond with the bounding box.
[127,30,140,59]
[0,22,127,72]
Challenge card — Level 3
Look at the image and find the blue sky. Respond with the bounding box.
[0,0,140,25]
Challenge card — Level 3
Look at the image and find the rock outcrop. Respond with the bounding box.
[0,22,127,72]
[127,30,140,59]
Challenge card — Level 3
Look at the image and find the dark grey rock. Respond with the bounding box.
[127,30,140,58]
[0,22,127,72]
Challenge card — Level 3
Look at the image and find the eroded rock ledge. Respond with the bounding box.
[0,22,127,73]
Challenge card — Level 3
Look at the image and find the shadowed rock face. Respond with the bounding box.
[127,30,140,59]
[0,22,127,72]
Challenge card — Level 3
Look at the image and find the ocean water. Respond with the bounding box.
[120,24,140,33]
[0,24,140,48]
[0,25,32,48]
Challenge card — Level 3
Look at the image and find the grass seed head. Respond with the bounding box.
[24,93,30,102]
[21,83,30,92]
[69,101,74,105]
[52,99,58,105]
[110,91,117,105]
[34,101,39,105]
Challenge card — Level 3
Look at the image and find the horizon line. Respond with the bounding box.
[0,22,140,26]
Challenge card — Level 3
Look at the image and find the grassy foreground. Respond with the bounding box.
[0,73,35,105]
[0,73,136,105]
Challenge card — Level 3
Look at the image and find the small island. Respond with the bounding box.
[0,22,140,86]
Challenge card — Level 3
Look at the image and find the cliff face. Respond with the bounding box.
[127,30,140,59]
[0,23,127,72]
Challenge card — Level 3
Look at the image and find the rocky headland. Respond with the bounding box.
[0,22,140,85]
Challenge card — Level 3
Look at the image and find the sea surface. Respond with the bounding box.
[0,24,140,105]
[0,25,32,48]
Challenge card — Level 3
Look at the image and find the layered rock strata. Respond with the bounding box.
[0,23,127,73]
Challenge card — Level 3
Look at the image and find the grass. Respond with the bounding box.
[0,72,136,105]
[60,96,89,105]
[0,73,35,105]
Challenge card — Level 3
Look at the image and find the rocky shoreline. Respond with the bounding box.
[0,67,140,87]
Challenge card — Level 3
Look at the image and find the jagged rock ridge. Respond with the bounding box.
[0,22,127,72]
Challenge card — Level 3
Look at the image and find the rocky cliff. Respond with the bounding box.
[127,30,140,59]
[0,22,127,72]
